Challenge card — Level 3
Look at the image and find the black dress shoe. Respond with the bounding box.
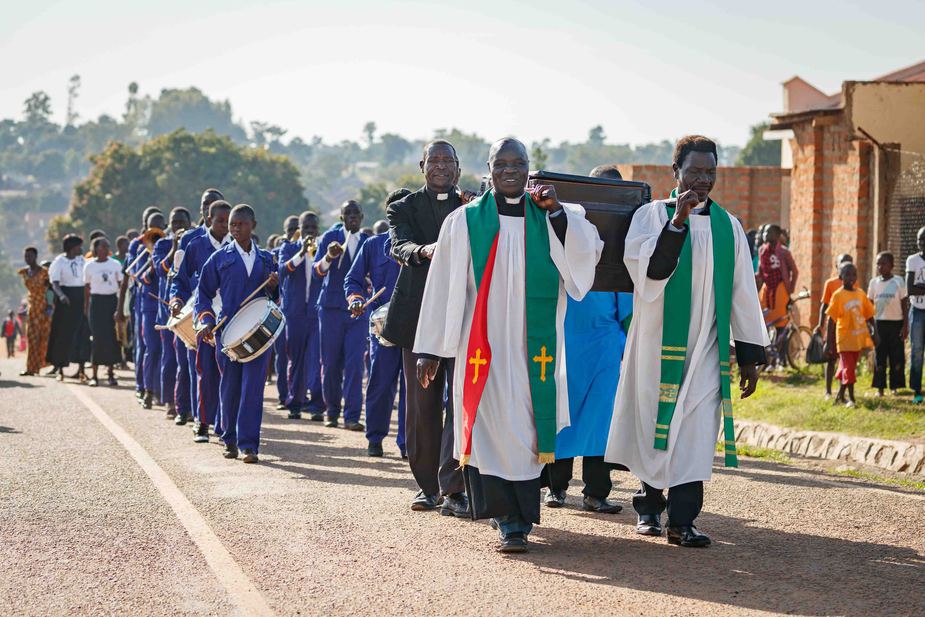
[636,514,663,536]
[309,413,324,422]
[165,405,177,420]
[582,495,623,514]
[324,418,339,428]
[440,492,470,518]
[544,488,566,508]
[287,410,302,420]
[222,444,239,459]
[498,532,529,554]
[142,392,153,409]
[275,402,287,411]
[667,525,711,548]
[410,491,438,511]
[367,442,384,457]
[344,421,365,431]
[241,449,259,464]
[174,413,189,426]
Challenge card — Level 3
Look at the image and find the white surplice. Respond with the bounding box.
[604,200,769,489]
[413,202,602,481]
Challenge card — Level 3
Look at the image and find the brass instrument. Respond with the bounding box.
[141,227,166,249]
[304,235,318,258]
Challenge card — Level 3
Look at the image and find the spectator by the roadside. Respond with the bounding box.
[2,310,23,358]
[907,226,925,404]
[868,252,909,397]
[826,263,878,408]
[816,253,854,398]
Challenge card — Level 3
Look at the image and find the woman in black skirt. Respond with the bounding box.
[46,234,91,381]
[83,237,124,386]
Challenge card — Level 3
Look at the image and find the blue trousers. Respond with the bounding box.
[319,307,366,422]
[141,311,161,398]
[365,335,406,452]
[175,337,192,416]
[133,304,145,392]
[911,308,925,395]
[284,312,324,413]
[274,328,288,404]
[196,341,220,429]
[216,335,270,452]
[185,347,199,420]
[159,330,177,405]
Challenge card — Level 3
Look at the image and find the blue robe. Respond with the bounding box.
[137,248,162,399]
[152,237,176,406]
[196,242,276,452]
[555,292,633,459]
[344,233,405,451]
[126,237,146,392]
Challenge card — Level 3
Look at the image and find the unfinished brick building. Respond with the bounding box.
[767,61,925,320]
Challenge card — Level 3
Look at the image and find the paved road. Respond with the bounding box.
[1,356,923,617]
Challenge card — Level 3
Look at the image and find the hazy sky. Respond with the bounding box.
[2,0,923,147]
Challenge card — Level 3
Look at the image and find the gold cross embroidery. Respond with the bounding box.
[532,345,553,382]
[469,348,487,384]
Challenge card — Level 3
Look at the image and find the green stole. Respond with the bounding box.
[656,189,738,467]
[461,191,559,465]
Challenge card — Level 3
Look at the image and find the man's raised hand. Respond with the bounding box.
[530,185,562,213]
[671,189,701,228]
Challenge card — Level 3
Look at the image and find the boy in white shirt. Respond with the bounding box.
[868,252,909,397]
[907,227,925,404]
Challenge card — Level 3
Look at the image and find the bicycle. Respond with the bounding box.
[763,287,813,371]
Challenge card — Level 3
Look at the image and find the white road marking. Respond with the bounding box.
[67,385,276,617]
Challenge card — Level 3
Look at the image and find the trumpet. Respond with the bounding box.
[303,235,318,258]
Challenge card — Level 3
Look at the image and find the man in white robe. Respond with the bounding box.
[604,135,769,548]
[414,138,602,553]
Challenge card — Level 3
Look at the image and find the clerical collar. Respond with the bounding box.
[504,194,525,205]
[425,186,455,202]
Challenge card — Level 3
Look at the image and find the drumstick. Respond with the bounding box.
[146,292,169,306]
[361,287,386,312]
[205,273,276,344]
[350,287,386,318]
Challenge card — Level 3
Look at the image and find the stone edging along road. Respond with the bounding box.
[735,420,925,477]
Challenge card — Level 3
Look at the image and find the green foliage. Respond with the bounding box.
[24,91,52,123]
[736,122,781,166]
[357,182,392,220]
[50,130,306,250]
[0,248,23,312]
[147,88,246,142]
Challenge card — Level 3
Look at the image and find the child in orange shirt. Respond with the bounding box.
[825,263,878,407]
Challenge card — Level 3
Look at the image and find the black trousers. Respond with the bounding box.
[545,456,619,500]
[401,350,464,496]
[632,481,703,527]
[872,320,906,390]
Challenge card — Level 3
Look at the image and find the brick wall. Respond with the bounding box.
[616,164,790,230]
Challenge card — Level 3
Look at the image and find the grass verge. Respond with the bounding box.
[732,367,925,442]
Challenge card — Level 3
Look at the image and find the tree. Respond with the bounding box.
[588,125,606,147]
[736,122,781,167]
[66,74,81,126]
[378,133,413,166]
[146,88,246,142]
[363,121,377,148]
[530,142,549,170]
[357,182,391,219]
[24,91,52,124]
[50,130,306,249]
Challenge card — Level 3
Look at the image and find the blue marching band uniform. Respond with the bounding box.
[128,207,614,471]
[312,226,370,426]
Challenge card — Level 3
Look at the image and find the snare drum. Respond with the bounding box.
[167,297,199,350]
[370,302,394,347]
[220,298,286,362]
